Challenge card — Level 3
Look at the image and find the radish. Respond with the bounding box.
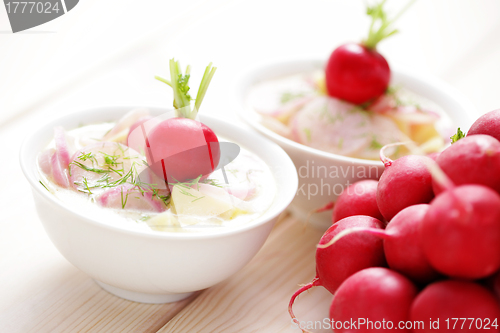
[332,180,384,223]
[38,148,55,175]
[377,150,434,221]
[381,204,440,284]
[103,108,150,142]
[147,59,220,183]
[320,204,439,284]
[330,267,418,333]
[50,150,70,188]
[468,109,500,142]
[288,216,386,328]
[126,115,153,145]
[420,184,500,279]
[69,142,146,193]
[434,134,500,194]
[325,1,414,105]
[97,184,166,212]
[410,280,500,332]
[54,126,71,168]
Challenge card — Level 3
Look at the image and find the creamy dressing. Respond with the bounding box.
[38,122,276,234]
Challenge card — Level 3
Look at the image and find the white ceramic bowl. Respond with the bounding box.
[236,57,477,228]
[19,106,298,303]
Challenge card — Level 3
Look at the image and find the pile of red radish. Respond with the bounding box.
[289,109,500,333]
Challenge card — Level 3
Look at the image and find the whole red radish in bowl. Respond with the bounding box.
[136,60,220,184]
[325,1,414,105]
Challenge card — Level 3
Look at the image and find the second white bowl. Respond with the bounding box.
[236,57,477,228]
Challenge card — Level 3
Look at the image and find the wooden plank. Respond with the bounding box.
[157,215,333,333]
[0,272,198,333]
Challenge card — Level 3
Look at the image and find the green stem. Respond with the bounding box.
[194,63,217,117]
[363,0,415,49]
[155,59,217,120]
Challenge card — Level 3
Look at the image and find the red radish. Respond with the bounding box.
[489,271,500,301]
[325,1,414,104]
[146,118,220,183]
[148,59,219,183]
[427,151,440,161]
[421,184,500,279]
[468,109,500,142]
[288,216,386,329]
[320,204,439,284]
[377,151,434,221]
[326,43,390,105]
[410,280,500,332]
[330,267,418,333]
[126,116,153,145]
[434,134,500,194]
[381,204,439,284]
[332,180,384,222]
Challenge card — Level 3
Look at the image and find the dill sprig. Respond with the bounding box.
[39,181,50,192]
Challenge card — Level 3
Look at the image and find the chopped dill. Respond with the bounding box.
[120,187,129,209]
[39,181,49,192]
[369,136,383,150]
[191,196,205,203]
[201,178,223,188]
[70,160,109,174]
[280,91,305,104]
[178,188,197,198]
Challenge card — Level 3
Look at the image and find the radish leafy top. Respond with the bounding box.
[155,59,217,120]
[450,127,466,144]
[363,0,416,49]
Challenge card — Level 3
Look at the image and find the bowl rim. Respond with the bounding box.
[235,56,478,167]
[19,106,298,240]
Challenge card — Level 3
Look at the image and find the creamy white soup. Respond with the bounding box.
[37,111,276,233]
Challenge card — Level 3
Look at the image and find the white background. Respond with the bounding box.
[1,0,500,127]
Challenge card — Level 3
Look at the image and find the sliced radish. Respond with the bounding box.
[54,126,71,167]
[69,142,146,192]
[291,96,371,156]
[38,148,55,175]
[102,108,150,142]
[50,151,70,187]
[224,181,256,201]
[97,184,166,212]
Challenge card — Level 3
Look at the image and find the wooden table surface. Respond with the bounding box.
[1,0,499,332]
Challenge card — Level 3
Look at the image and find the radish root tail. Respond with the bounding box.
[305,202,334,227]
[317,227,388,249]
[379,141,413,167]
[288,278,320,333]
